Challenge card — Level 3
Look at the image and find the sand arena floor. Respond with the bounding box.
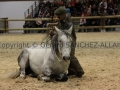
[0,32,120,90]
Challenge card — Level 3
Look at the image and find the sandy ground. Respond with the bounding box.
[0,32,120,90]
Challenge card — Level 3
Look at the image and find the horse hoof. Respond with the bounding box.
[18,77,25,80]
[42,76,51,82]
[37,74,44,81]
[19,74,25,79]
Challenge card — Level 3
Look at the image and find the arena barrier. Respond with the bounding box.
[0,15,120,32]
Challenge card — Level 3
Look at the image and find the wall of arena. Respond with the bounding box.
[0,1,37,30]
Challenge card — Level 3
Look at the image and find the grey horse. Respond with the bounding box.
[7,26,73,82]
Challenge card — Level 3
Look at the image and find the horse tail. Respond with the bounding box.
[1,69,20,79]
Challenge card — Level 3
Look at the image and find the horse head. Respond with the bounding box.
[53,25,73,61]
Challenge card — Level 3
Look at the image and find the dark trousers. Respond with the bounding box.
[68,39,84,76]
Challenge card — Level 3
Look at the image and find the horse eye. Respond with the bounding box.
[59,40,63,45]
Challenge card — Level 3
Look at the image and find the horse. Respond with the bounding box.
[7,26,73,82]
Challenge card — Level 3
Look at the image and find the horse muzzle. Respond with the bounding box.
[63,56,71,61]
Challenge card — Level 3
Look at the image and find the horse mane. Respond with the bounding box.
[51,34,59,56]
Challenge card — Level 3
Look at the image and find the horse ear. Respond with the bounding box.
[67,25,73,35]
[54,26,62,35]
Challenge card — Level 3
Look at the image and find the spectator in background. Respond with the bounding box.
[51,0,58,20]
[66,0,71,7]
[70,0,76,6]
[70,0,77,16]
[58,0,65,7]
[88,0,95,6]
[45,0,52,9]
[91,4,97,15]
[95,7,102,31]
[99,0,108,32]
[106,11,117,31]
[82,0,88,12]
[116,11,120,25]
[72,4,77,16]
[23,14,34,34]
[52,0,58,11]
[66,3,73,15]
[90,12,99,32]
[42,6,50,18]
[114,3,119,14]
[66,6,71,16]
[96,0,102,6]
[39,0,45,9]
[83,7,88,16]
[86,7,92,32]
[82,8,91,31]
[78,12,87,32]
[107,0,114,15]
[33,15,43,33]
[75,0,82,16]
[113,0,120,6]
[100,9,108,32]
[87,4,92,15]
[96,6,102,16]
[110,11,117,31]
[42,7,51,33]
[99,0,107,11]
[38,7,45,18]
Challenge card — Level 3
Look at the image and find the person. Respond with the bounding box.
[90,12,99,32]
[75,0,82,16]
[78,12,87,32]
[33,15,43,33]
[47,6,84,77]
[106,11,117,31]
[100,9,108,32]
[66,6,71,17]
[23,14,34,34]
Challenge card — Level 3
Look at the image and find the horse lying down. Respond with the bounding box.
[7,26,73,82]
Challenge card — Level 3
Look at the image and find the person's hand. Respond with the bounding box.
[46,23,50,27]
[49,30,55,36]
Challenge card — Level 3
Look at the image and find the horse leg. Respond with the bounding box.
[55,72,68,82]
[18,49,29,79]
[40,66,55,82]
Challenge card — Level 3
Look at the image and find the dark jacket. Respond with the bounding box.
[57,15,76,40]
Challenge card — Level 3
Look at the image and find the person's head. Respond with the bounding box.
[54,6,66,20]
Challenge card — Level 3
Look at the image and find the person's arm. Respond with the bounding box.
[47,22,58,37]
[36,20,42,25]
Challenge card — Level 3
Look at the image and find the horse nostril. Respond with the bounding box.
[63,56,66,60]
[63,56,71,60]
